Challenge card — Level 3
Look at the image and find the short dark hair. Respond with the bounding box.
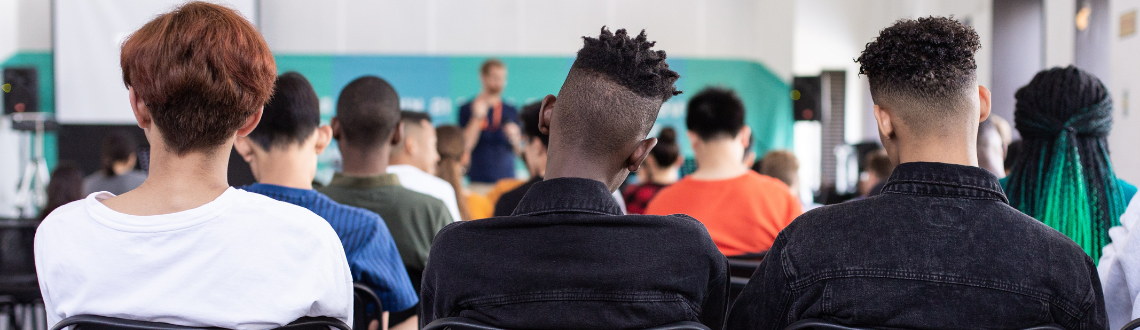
[400,111,432,126]
[248,72,320,150]
[649,127,679,166]
[866,150,894,178]
[481,58,505,76]
[552,27,680,155]
[856,16,980,132]
[686,87,745,141]
[519,102,548,147]
[101,131,137,176]
[120,1,276,155]
[334,76,401,148]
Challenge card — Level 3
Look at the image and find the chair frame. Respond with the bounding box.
[783,318,1068,330]
[50,315,350,330]
[422,317,710,330]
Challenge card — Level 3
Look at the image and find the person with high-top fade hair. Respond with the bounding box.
[727,17,1105,329]
[35,3,353,328]
[421,27,728,329]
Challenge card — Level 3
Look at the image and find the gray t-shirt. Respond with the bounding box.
[83,170,147,195]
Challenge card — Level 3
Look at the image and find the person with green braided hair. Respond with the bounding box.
[1003,66,1137,262]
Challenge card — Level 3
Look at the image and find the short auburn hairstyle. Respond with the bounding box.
[121,1,276,155]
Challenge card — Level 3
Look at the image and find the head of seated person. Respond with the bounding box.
[106,0,275,214]
[518,102,549,179]
[390,111,440,175]
[330,76,403,175]
[685,88,751,180]
[758,150,799,195]
[976,118,1006,178]
[234,72,331,189]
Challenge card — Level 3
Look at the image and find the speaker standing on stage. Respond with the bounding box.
[459,59,523,187]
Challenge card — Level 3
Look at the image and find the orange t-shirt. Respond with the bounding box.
[645,171,803,256]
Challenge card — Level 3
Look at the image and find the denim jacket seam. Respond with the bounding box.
[885,179,1007,202]
[514,208,616,217]
[788,269,1080,314]
[777,244,796,330]
[882,190,1006,202]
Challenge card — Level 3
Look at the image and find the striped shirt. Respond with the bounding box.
[241,183,418,312]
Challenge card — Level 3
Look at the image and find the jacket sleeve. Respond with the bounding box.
[1080,256,1109,330]
[352,215,419,312]
[726,235,794,330]
[699,257,730,329]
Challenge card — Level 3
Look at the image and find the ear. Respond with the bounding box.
[626,138,658,172]
[403,130,417,154]
[738,125,752,147]
[313,125,334,155]
[233,137,257,164]
[538,94,556,135]
[873,104,895,139]
[978,85,992,123]
[330,117,342,139]
[128,87,152,129]
[389,121,405,146]
[236,107,263,137]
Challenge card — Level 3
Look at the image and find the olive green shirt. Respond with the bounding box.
[318,173,454,273]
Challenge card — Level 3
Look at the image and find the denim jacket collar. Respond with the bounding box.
[881,162,1008,203]
[512,177,623,216]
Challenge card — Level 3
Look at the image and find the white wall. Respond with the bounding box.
[1109,0,1140,183]
[258,0,795,80]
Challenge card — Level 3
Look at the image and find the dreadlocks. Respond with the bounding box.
[1006,66,1127,261]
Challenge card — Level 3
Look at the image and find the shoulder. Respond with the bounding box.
[395,186,451,211]
[37,197,94,234]
[313,192,384,228]
[229,189,335,231]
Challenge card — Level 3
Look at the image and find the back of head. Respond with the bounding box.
[120,1,275,155]
[650,127,680,167]
[856,16,980,136]
[436,125,465,162]
[759,150,799,188]
[101,131,138,176]
[41,162,85,220]
[865,150,894,179]
[248,72,320,150]
[434,125,470,221]
[551,27,680,161]
[335,76,401,149]
[686,88,745,141]
[397,111,433,145]
[519,102,548,147]
[1006,66,1125,259]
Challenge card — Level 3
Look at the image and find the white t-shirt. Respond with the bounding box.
[35,188,354,330]
[1100,194,1140,330]
[388,164,461,221]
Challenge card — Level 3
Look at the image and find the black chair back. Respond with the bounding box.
[353,283,383,330]
[784,319,1069,330]
[0,218,40,302]
[51,315,350,330]
[1122,318,1140,330]
[422,317,710,330]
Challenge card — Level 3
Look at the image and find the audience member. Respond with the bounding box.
[40,162,84,220]
[493,102,547,217]
[861,149,893,197]
[1004,66,1136,261]
[759,150,799,196]
[646,87,802,257]
[83,131,147,195]
[389,111,461,222]
[623,127,681,214]
[435,125,493,220]
[318,75,454,329]
[728,17,1106,329]
[35,3,353,328]
[422,27,728,329]
[459,59,522,187]
[742,134,757,169]
[233,72,418,330]
[1099,194,1140,329]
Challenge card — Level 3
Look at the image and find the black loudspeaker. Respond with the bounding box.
[4,67,38,115]
[792,76,821,121]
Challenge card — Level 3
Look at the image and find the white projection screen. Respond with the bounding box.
[54,0,258,124]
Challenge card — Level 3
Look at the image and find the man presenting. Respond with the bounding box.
[459,59,522,187]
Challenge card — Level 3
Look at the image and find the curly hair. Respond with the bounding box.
[572,27,681,102]
[857,16,980,130]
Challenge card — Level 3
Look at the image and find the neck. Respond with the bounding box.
[895,134,978,167]
[111,161,134,176]
[484,90,502,101]
[251,150,315,190]
[545,151,621,192]
[651,166,680,185]
[691,140,748,180]
[339,144,391,176]
[107,143,232,215]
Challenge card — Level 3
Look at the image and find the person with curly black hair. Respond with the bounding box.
[420,27,728,329]
[727,17,1106,329]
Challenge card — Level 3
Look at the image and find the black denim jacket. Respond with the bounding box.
[727,162,1107,330]
[421,177,729,329]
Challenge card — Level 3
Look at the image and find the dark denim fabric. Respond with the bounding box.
[727,162,1107,330]
[422,177,729,329]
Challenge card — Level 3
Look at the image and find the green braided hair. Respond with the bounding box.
[1006,66,1128,261]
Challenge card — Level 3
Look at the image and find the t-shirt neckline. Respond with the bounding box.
[85,187,239,233]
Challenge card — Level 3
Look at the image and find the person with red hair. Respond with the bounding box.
[34,2,353,328]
